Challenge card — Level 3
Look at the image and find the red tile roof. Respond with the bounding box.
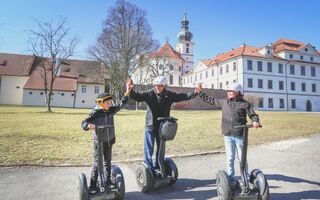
[0,53,35,76]
[150,42,185,61]
[273,38,305,53]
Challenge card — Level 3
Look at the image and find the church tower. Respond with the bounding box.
[176,13,194,74]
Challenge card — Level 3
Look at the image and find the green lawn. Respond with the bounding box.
[0,105,319,166]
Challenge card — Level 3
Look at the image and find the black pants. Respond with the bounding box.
[91,140,112,182]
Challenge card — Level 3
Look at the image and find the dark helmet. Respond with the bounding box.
[95,93,113,104]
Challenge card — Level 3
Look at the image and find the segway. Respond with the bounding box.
[136,117,179,193]
[78,125,125,200]
[216,124,269,200]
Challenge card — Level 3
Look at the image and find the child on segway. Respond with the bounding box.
[81,84,132,195]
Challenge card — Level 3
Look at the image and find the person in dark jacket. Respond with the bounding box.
[199,83,260,181]
[81,83,131,194]
[126,76,201,175]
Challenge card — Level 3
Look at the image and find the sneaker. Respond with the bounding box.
[89,179,98,194]
[106,180,115,189]
[89,184,98,194]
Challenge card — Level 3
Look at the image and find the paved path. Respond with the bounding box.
[1,134,320,200]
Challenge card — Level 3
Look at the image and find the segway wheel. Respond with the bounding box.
[135,163,152,193]
[112,166,125,200]
[78,173,90,200]
[250,169,270,200]
[216,170,232,200]
[164,157,178,185]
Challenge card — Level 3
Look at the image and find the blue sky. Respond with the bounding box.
[1,0,319,63]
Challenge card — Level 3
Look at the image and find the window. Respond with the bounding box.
[258,98,264,108]
[279,81,284,90]
[267,62,272,72]
[305,48,308,52]
[233,62,237,71]
[211,84,214,89]
[186,48,189,53]
[179,78,182,86]
[94,86,99,94]
[268,80,273,89]
[226,64,229,73]
[205,71,208,78]
[290,65,295,75]
[211,68,214,76]
[16,86,20,89]
[226,81,229,86]
[81,85,86,93]
[311,67,316,76]
[310,57,314,62]
[291,99,296,109]
[312,84,316,92]
[159,64,163,70]
[29,91,33,95]
[169,65,174,70]
[301,83,306,92]
[289,54,293,59]
[169,75,173,85]
[291,82,295,91]
[71,93,75,96]
[278,63,283,73]
[220,82,223,89]
[248,78,253,88]
[195,74,197,81]
[279,99,284,109]
[190,76,192,82]
[179,67,181,72]
[40,92,43,95]
[233,79,236,83]
[82,100,85,103]
[258,79,263,88]
[61,93,64,96]
[247,60,253,70]
[200,73,202,80]
[268,98,273,108]
[257,61,263,71]
[300,66,305,76]
[220,66,223,75]
[300,55,304,60]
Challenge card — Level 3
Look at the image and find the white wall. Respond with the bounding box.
[0,76,28,105]
[23,89,75,107]
[75,83,104,108]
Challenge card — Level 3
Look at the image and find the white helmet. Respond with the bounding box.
[226,83,242,92]
[153,76,168,85]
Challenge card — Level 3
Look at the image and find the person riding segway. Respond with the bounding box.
[78,83,132,200]
[126,76,201,192]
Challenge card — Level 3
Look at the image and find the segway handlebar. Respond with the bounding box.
[234,124,262,129]
[157,117,178,121]
[97,125,114,129]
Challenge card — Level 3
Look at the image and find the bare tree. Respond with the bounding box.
[28,17,78,112]
[88,0,158,98]
[134,54,172,84]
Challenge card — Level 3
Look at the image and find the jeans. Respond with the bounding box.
[224,135,248,180]
[144,127,160,171]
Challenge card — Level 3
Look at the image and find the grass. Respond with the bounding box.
[0,105,319,166]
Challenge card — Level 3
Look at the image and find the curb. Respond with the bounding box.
[0,150,225,168]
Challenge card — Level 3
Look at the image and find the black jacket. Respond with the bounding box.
[129,88,197,130]
[81,96,128,145]
[200,92,259,137]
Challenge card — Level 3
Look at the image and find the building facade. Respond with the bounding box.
[0,53,107,108]
[131,13,194,86]
[182,39,320,111]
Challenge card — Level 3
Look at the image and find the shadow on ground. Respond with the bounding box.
[266,174,320,200]
[125,178,217,200]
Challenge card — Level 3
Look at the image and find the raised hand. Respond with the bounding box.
[126,77,134,93]
[195,83,203,94]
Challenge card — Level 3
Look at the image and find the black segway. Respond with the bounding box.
[78,125,125,200]
[136,117,179,193]
[216,124,269,200]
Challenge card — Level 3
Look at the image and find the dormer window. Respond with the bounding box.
[289,54,293,59]
[305,48,308,52]
[310,57,314,61]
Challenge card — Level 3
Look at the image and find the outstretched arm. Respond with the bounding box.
[172,83,202,102]
[126,77,150,102]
